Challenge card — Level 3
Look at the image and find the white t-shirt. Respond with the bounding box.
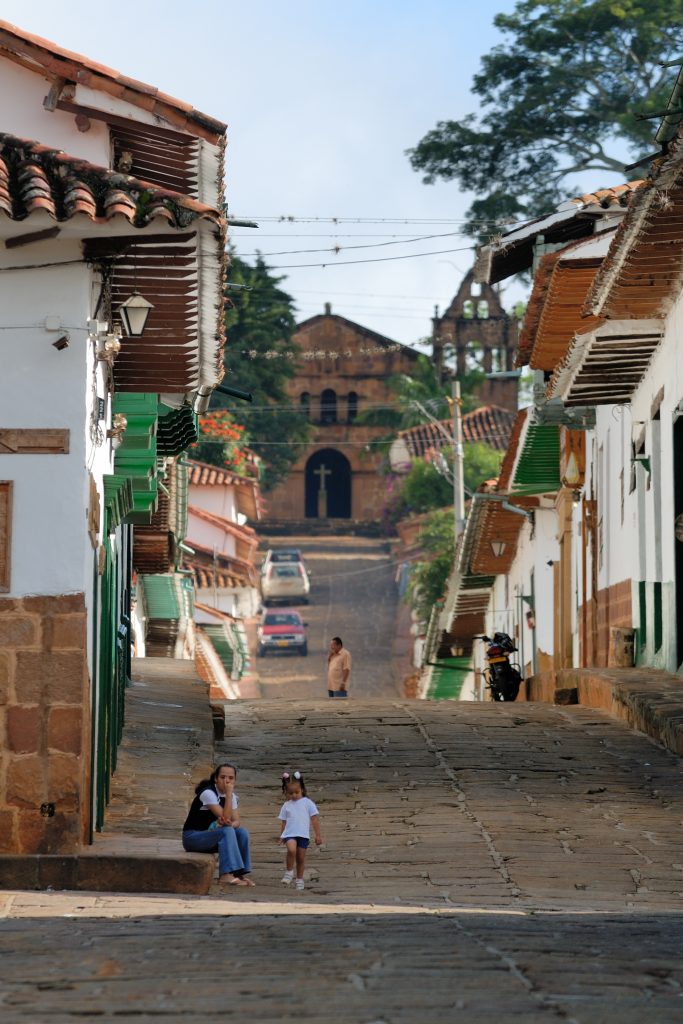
[200,788,238,811]
[278,796,319,839]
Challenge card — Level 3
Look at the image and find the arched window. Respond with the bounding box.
[320,388,337,425]
[477,300,489,319]
[462,299,474,319]
[300,392,311,420]
[347,391,358,424]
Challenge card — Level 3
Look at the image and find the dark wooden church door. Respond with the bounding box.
[305,448,352,518]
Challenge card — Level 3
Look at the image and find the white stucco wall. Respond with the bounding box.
[187,511,237,559]
[188,482,239,523]
[0,61,111,164]
[483,507,559,678]
[0,242,113,597]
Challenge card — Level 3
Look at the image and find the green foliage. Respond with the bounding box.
[211,254,313,490]
[408,0,683,239]
[464,442,504,493]
[355,353,489,442]
[392,460,453,520]
[408,508,455,621]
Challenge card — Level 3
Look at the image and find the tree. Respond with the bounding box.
[408,508,455,622]
[211,254,312,490]
[355,352,487,438]
[408,0,683,239]
[464,441,504,494]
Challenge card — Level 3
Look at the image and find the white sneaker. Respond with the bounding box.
[295,878,305,891]
[281,870,294,884]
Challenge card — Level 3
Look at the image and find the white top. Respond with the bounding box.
[200,788,238,810]
[278,797,319,839]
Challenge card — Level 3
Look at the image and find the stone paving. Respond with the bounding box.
[2,698,683,1021]
[256,535,401,700]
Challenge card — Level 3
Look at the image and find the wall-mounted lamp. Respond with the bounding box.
[119,292,154,337]
[490,539,507,558]
[52,334,70,351]
[107,413,127,448]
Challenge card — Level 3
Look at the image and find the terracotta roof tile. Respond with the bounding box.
[586,130,683,320]
[569,182,644,210]
[0,133,221,228]
[398,405,516,458]
[187,459,259,490]
[0,20,226,142]
[516,236,607,370]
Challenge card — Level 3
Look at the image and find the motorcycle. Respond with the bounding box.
[480,632,522,702]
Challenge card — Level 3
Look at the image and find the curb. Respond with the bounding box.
[527,667,683,757]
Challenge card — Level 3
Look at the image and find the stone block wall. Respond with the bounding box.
[0,593,90,854]
[580,578,632,667]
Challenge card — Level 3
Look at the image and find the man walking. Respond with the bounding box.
[327,636,352,698]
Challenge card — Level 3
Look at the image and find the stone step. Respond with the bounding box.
[0,835,213,894]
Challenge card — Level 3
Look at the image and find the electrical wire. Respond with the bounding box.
[247,245,475,271]
[234,230,463,257]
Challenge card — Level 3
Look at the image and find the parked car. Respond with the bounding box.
[257,609,308,657]
[261,557,311,605]
[260,548,307,574]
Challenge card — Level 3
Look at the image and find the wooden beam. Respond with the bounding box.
[0,429,69,454]
[0,481,11,592]
[5,226,61,249]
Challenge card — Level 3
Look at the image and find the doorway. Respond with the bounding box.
[674,416,683,665]
[305,448,351,518]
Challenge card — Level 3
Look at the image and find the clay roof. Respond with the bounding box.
[476,181,644,285]
[187,505,258,562]
[398,405,516,458]
[516,234,613,370]
[187,459,258,489]
[0,133,221,229]
[585,130,683,321]
[186,542,256,587]
[0,20,225,142]
[193,566,251,589]
[186,459,263,521]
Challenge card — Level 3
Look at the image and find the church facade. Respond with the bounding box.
[266,307,418,524]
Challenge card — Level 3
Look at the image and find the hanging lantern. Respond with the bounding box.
[119,292,154,337]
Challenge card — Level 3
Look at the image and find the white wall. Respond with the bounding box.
[0,61,110,164]
[187,510,237,559]
[188,482,238,523]
[483,507,559,678]
[0,242,113,597]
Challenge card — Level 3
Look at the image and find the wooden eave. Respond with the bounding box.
[549,321,663,407]
[0,20,226,143]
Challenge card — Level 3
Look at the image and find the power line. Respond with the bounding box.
[230,232,469,239]
[233,216,469,225]
[234,230,463,257]
[247,245,475,271]
[288,288,459,301]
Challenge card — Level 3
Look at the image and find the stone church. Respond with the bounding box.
[431,269,518,412]
[266,306,418,524]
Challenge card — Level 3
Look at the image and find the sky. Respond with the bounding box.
[0,1,609,346]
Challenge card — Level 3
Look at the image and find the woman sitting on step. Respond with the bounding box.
[182,762,255,887]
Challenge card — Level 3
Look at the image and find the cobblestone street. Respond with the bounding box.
[2,698,683,1021]
[256,536,401,700]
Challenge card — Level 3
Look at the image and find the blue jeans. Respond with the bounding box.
[182,826,251,876]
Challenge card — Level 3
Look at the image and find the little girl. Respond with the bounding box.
[278,771,322,891]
